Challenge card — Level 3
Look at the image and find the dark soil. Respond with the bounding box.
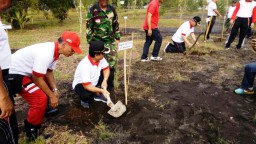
[15,31,256,144]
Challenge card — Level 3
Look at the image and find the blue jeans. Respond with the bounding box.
[241,63,256,89]
[141,28,162,59]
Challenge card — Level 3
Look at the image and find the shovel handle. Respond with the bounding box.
[102,86,114,107]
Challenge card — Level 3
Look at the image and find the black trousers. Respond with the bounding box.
[226,17,250,49]
[204,16,216,40]
[74,68,115,102]
[165,41,186,53]
[1,69,18,144]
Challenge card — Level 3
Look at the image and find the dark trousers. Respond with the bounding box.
[1,69,18,144]
[141,28,162,59]
[74,68,115,102]
[226,17,250,49]
[204,16,216,40]
[165,41,186,53]
[0,119,15,144]
[240,63,256,89]
[247,17,252,38]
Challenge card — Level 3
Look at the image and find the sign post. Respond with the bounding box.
[118,40,133,105]
[124,16,128,34]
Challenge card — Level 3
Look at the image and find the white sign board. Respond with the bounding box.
[120,1,124,5]
[124,16,128,20]
[2,24,12,30]
[118,41,133,51]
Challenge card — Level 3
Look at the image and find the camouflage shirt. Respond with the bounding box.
[86,3,120,44]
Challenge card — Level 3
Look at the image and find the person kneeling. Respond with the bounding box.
[73,41,110,108]
[164,16,201,53]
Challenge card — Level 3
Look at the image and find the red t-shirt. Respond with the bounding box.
[143,0,160,30]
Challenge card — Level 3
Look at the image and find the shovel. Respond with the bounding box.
[103,87,126,118]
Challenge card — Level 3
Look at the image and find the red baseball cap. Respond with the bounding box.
[61,31,82,54]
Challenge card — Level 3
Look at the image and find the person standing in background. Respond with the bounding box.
[0,0,19,143]
[225,1,236,32]
[141,0,164,62]
[204,0,222,42]
[86,0,120,92]
[225,0,256,50]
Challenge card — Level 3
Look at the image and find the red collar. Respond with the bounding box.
[246,0,252,2]
[88,55,100,66]
[53,42,60,61]
[189,21,193,29]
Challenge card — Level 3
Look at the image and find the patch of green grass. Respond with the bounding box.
[93,120,114,141]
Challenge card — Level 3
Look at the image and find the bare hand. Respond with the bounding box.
[101,88,110,98]
[0,96,13,119]
[188,43,193,48]
[251,39,256,52]
[230,19,234,25]
[115,40,120,50]
[147,29,152,37]
[251,23,254,29]
[49,94,59,108]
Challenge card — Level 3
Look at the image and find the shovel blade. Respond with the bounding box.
[108,101,126,118]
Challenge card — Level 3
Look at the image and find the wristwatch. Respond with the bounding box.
[52,88,58,92]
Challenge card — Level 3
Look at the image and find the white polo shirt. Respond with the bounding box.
[0,21,11,70]
[227,6,236,18]
[9,42,59,77]
[207,1,217,16]
[72,55,109,89]
[172,21,194,43]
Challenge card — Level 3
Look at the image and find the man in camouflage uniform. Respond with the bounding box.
[86,0,120,91]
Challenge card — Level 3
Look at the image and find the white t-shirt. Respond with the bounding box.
[72,55,109,89]
[172,21,194,43]
[207,1,217,16]
[0,21,11,70]
[9,42,59,77]
[227,6,236,18]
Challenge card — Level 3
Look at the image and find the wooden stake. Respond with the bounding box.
[128,33,134,85]
[79,0,82,35]
[124,49,128,105]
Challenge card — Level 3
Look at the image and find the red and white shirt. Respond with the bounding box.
[72,55,109,89]
[231,0,256,22]
[0,21,11,70]
[143,0,160,30]
[207,1,217,16]
[172,21,194,43]
[9,42,59,77]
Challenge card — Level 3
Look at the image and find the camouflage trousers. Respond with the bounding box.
[104,43,117,68]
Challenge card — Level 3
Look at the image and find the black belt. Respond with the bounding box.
[2,69,9,76]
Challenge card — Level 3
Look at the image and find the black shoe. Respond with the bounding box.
[225,44,230,49]
[236,45,241,49]
[45,107,59,116]
[24,119,41,142]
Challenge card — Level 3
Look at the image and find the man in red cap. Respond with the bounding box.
[7,31,82,141]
